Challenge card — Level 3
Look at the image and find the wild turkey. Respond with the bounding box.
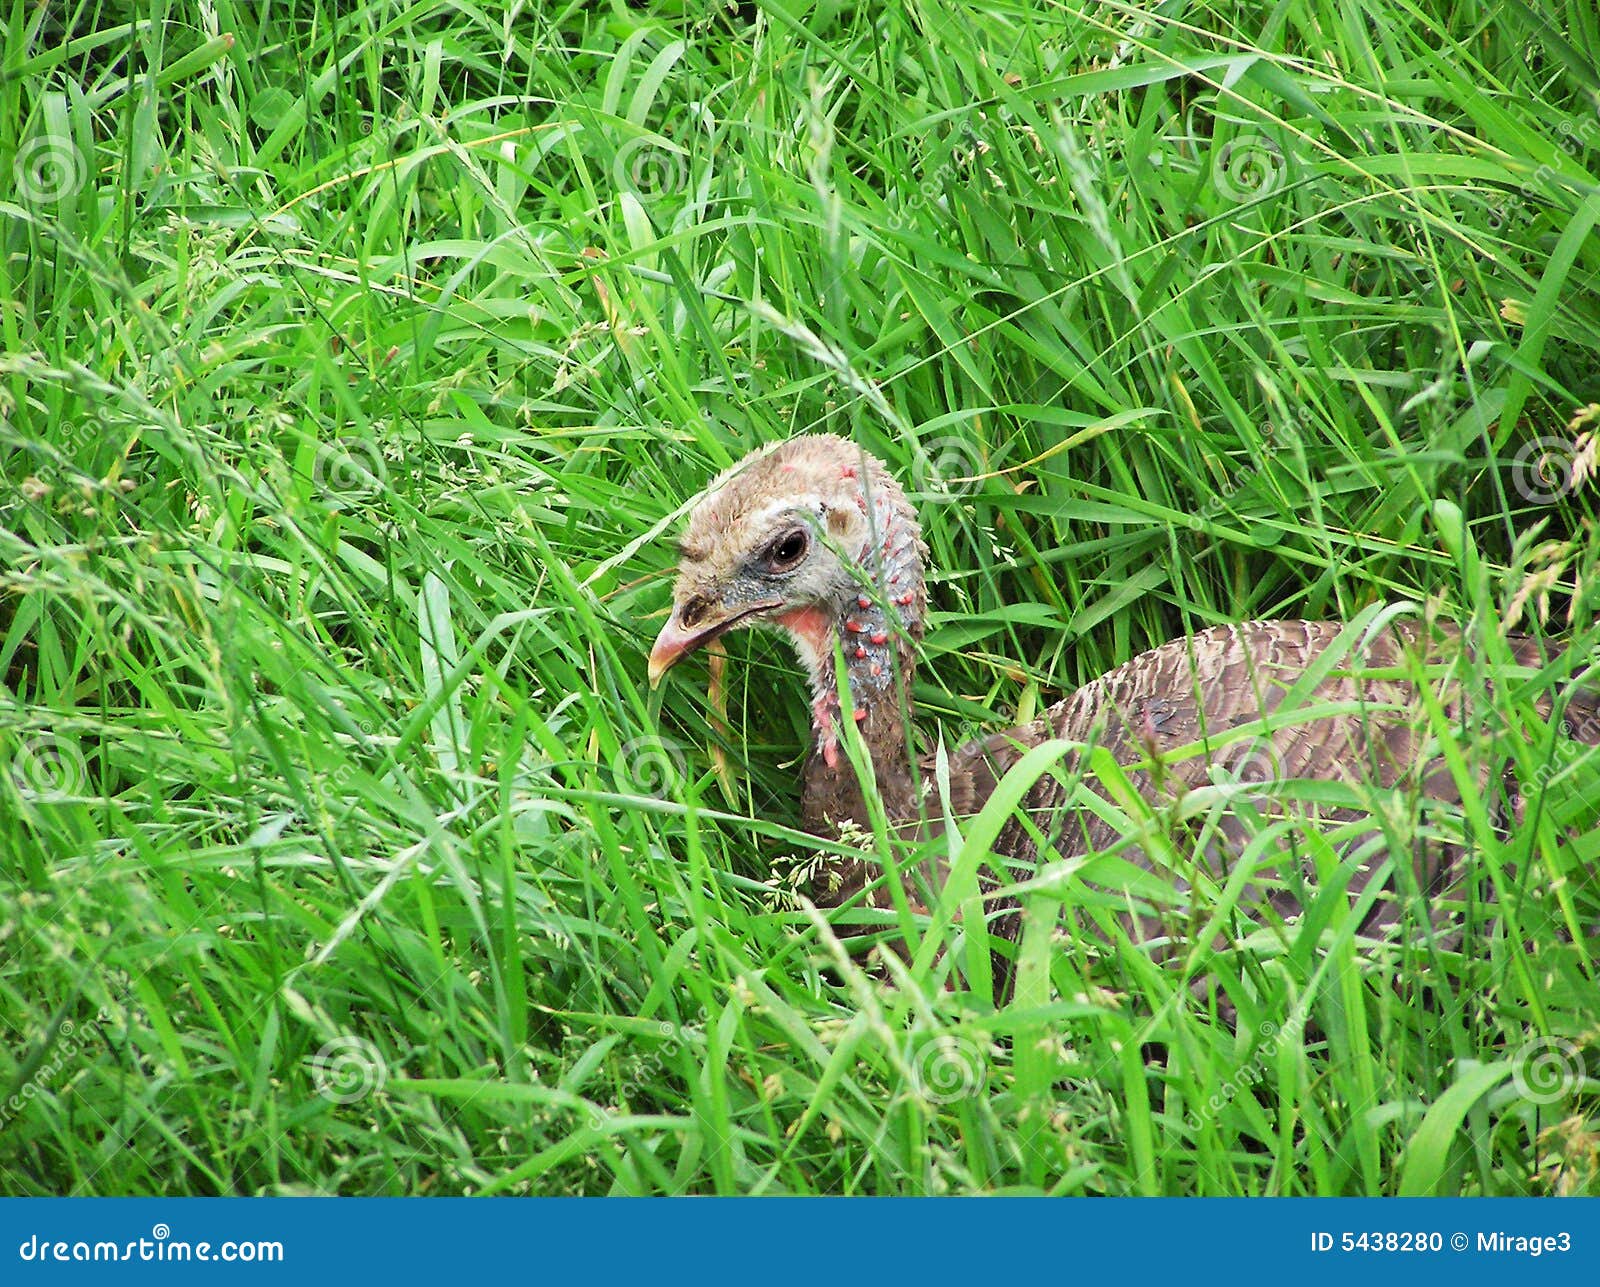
[647,434,1599,983]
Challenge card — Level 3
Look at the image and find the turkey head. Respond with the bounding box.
[649,434,929,833]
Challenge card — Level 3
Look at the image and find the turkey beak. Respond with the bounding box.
[647,618,703,687]
[648,597,781,687]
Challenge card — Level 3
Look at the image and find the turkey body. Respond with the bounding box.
[648,435,1598,972]
[811,616,1597,962]
[938,619,1596,955]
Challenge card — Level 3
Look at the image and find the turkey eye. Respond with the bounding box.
[764,528,809,573]
[679,596,709,628]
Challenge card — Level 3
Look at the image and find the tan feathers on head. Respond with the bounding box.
[649,434,927,694]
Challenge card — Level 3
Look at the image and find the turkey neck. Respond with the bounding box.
[796,473,926,834]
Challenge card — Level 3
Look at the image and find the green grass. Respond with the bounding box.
[3,0,1599,1195]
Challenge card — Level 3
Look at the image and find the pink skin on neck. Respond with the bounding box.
[776,605,845,766]
[768,468,924,776]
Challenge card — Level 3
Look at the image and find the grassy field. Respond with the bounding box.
[3,0,1599,1196]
